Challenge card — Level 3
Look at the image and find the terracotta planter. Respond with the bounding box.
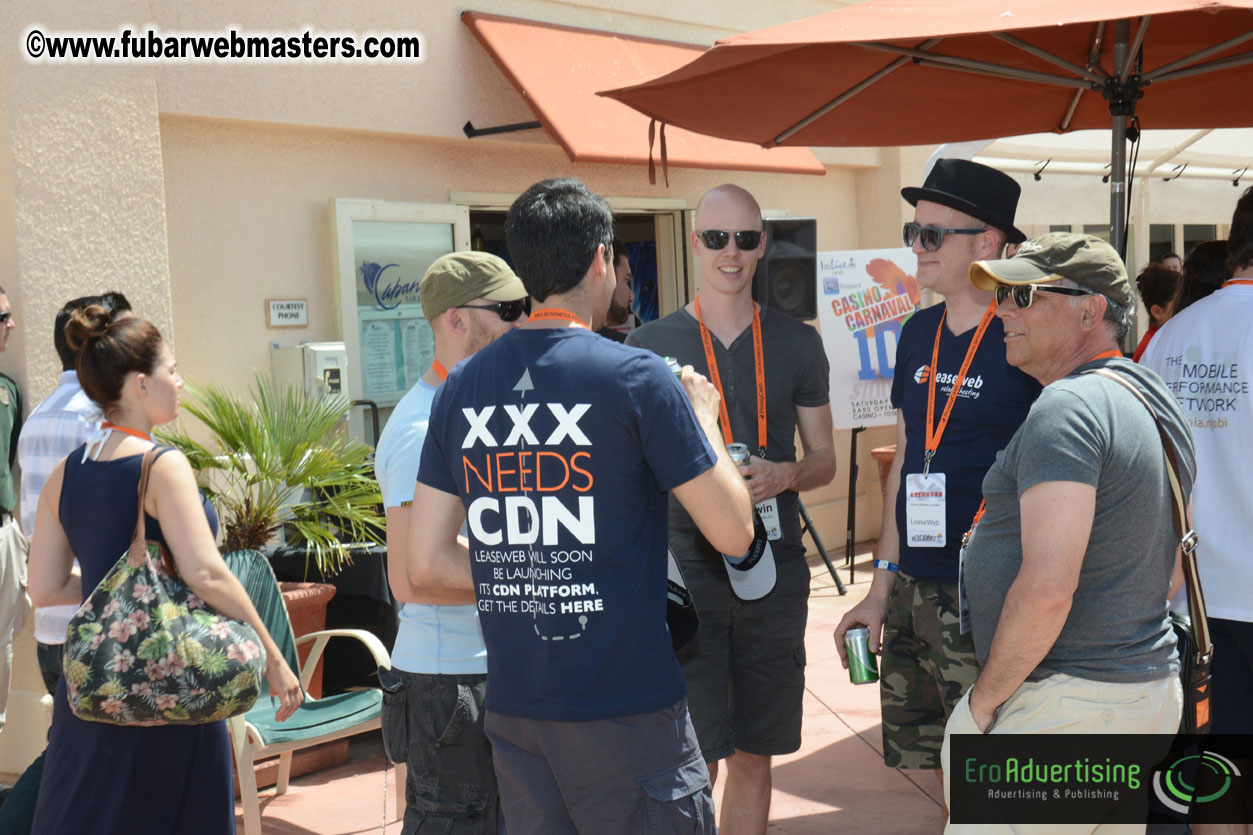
[279,581,336,699]
[870,445,897,499]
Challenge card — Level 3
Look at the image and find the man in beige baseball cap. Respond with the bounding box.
[939,231,1192,818]
[421,248,528,333]
[374,250,527,834]
[969,232,1132,385]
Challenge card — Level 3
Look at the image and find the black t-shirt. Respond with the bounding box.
[628,305,830,563]
[890,304,1041,582]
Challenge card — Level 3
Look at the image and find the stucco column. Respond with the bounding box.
[0,2,174,773]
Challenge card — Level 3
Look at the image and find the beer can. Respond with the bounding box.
[844,627,879,684]
[727,442,750,467]
[663,356,683,378]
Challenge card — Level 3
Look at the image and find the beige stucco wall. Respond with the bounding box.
[0,0,179,773]
[153,0,850,140]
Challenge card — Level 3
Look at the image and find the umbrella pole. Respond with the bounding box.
[1109,19,1131,261]
[1110,115,1127,259]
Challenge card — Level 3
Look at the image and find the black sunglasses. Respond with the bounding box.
[455,297,531,322]
[995,283,1094,309]
[903,222,988,252]
[698,229,763,251]
[0,312,10,324]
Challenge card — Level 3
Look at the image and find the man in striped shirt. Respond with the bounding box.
[17,292,131,675]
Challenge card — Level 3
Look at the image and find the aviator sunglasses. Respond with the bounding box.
[995,283,1094,309]
[697,229,763,251]
[902,222,987,252]
[455,297,531,322]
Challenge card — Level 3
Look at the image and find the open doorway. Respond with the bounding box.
[467,209,683,328]
[613,213,663,335]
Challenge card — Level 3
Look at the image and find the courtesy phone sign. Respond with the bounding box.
[816,248,919,429]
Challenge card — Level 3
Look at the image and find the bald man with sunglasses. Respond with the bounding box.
[375,251,528,834]
[629,184,836,835]
[834,160,1042,793]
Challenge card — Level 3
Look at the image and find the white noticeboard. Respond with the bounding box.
[816,247,920,430]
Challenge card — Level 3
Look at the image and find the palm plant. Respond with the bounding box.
[159,375,384,576]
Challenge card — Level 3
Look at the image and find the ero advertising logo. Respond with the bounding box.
[1153,750,1241,815]
[952,734,1252,826]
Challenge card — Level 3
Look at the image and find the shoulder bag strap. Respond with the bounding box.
[129,446,178,577]
[1083,367,1212,666]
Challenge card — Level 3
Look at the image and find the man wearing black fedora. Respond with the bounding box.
[834,159,1042,787]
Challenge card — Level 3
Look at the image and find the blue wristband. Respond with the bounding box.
[873,559,899,573]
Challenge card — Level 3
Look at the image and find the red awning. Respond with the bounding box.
[461,11,825,177]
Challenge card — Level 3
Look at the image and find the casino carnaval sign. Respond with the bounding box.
[816,247,919,430]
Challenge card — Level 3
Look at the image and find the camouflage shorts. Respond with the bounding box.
[879,571,980,770]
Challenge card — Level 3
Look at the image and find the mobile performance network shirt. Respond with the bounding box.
[418,327,716,722]
[1142,280,1253,623]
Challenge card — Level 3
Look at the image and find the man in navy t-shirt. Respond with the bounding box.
[834,159,1041,786]
[412,178,754,834]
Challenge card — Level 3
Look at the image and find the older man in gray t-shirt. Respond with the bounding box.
[938,235,1194,799]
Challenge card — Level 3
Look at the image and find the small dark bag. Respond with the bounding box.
[1085,369,1212,735]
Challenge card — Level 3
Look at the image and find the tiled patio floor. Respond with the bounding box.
[236,547,947,834]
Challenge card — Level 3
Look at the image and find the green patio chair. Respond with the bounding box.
[223,549,405,834]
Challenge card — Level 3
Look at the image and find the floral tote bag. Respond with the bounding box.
[62,448,267,726]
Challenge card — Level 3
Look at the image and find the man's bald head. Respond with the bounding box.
[695,184,763,228]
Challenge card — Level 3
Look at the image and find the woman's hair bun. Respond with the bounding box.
[64,304,113,353]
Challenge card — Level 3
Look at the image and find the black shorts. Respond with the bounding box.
[676,551,809,762]
[380,669,498,834]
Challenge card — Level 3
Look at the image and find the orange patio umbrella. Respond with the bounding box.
[602,0,1253,256]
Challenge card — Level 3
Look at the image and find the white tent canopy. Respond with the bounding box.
[972,129,1253,182]
[933,129,1251,343]
[934,129,1249,268]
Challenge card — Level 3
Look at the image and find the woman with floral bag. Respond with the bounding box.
[26,306,303,834]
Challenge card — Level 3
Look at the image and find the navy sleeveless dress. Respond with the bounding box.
[32,447,236,835]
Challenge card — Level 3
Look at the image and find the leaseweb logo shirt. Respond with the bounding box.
[418,328,716,721]
[913,363,986,394]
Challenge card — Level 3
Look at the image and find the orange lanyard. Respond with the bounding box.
[431,360,448,381]
[694,296,767,454]
[529,308,590,330]
[922,303,996,475]
[966,347,1125,535]
[1223,279,1253,288]
[101,421,151,442]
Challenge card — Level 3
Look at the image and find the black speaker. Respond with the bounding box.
[752,218,817,321]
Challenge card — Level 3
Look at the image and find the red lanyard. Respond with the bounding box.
[1223,279,1253,288]
[431,360,448,381]
[694,296,767,454]
[923,303,996,475]
[529,309,590,330]
[966,347,1125,535]
[101,421,152,442]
